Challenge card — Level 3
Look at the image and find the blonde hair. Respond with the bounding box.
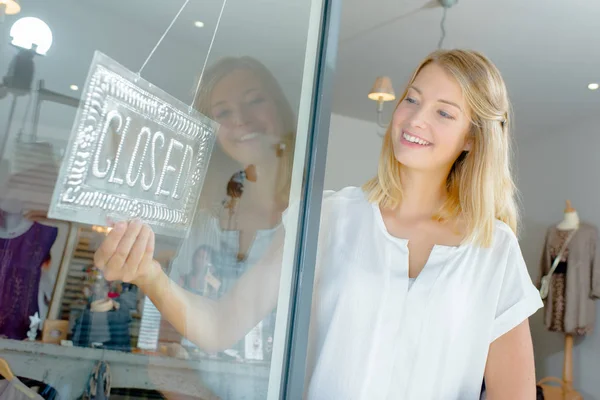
[193,56,296,209]
[363,49,518,247]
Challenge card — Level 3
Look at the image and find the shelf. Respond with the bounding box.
[0,339,270,399]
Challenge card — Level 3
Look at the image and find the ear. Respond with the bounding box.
[463,137,473,152]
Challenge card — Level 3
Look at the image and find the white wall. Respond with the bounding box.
[324,113,600,398]
[324,114,381,190]
[515,117,600,400]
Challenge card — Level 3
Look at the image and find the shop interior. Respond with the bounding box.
[325,1,600,399]
[0,0,599,399]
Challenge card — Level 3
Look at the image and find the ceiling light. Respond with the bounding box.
[588,83,599,91]
[194,21,204,28]
[70,85,79,91]
[0,0,21,15]
[10,17,53,55]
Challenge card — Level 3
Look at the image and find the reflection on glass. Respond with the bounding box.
[171,56,297,391]
[89,56,297,398]
[0,0,319,396]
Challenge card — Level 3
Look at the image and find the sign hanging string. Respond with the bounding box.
[138,0,191,76]
[192,0,229,109]
[136,0,229,109]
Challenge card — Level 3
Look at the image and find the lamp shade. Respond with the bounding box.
[368,76,395,102]
[10,17,53,55]
[0,0,20,15]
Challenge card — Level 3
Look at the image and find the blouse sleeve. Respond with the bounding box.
[491,237,543,343]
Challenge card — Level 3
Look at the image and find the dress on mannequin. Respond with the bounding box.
[0,200,57,340]
[539,202,600,335]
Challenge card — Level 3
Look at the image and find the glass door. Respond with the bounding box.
[0,0,340,398]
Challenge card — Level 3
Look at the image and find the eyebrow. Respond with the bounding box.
[212,88,262,108]
[409,85,463,111]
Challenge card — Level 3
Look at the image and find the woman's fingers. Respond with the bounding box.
[94,221,127,270]
[107,219,144,269]
[93,220,157,283]
[122,224,152,283]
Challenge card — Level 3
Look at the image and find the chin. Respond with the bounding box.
[235,151,278,169]
[393,151,432,172]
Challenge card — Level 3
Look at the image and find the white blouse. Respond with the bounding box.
[301,187,543,400]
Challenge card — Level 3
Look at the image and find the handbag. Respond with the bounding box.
[539,229,577,300]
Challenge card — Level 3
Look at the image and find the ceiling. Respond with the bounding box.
[0,0,599,144]
[335,0,600,136]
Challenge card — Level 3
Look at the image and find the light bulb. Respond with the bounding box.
[10,17,53,55]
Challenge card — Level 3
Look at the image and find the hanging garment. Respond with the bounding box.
[0,377,60,400]
[0,378,44,400]
[72,306,132,352]
[539,224,600,335]
[0,221,58,339]
[80,361,111,400]
[548,261,570,333]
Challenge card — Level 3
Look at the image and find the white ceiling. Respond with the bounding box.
[335,0,600,136]
[1,0,599,142]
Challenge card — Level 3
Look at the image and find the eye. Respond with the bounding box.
[214,109,231,120]
[438,110,455,120]
[249,97,266,105]
[404,97,417,104]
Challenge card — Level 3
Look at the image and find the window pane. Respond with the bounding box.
[0,0,330,398]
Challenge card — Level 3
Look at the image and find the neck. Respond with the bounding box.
[394,167,448,219]
[558,211,580,230]
[239,163,282,211]
[0,209,24,231]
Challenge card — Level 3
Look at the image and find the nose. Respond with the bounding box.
[232,103,255,127]
[408,108,428,130]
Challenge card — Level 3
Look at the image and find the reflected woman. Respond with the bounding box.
[171,56,296,360]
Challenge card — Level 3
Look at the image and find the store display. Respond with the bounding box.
[26,313,41,341]
[537,201,588,400]
[41,320,69,345]
[0,205,58,339]
[538,201,600,335]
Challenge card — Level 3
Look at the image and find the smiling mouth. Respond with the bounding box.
[402,131,432,146]
[235,132,261,142]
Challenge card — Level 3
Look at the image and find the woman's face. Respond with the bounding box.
[210,68,285,167]
[391,63,472,174]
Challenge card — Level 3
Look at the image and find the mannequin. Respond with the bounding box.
[0,193,58,340]
[537,201,588,400]
[557,200,580,231]
[0,197,33,238]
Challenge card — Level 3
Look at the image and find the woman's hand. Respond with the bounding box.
[93,219,162,288]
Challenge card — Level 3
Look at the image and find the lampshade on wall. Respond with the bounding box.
[368,76,396,102]
[368,76,396,135]
[0,0,21,15]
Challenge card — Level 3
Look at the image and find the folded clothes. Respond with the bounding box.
[71,307,132,352]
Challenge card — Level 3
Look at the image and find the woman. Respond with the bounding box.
[169,56,296,360]
[94,49,542,399]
